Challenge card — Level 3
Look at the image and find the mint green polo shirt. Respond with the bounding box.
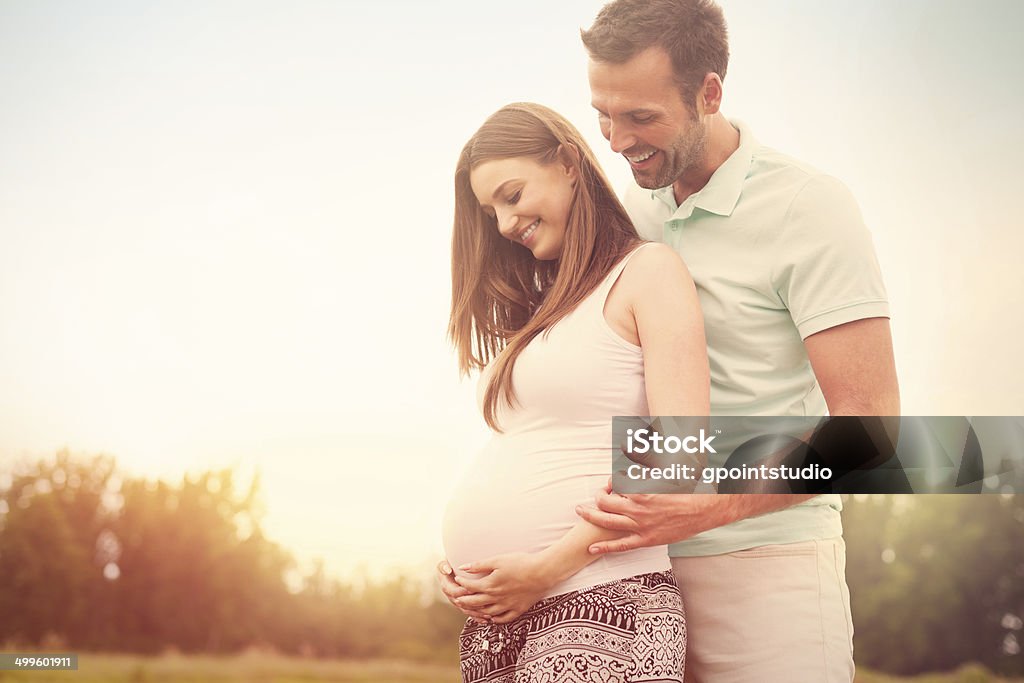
[623,120,890,557]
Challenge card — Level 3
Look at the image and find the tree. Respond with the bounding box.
[0,452,118,647]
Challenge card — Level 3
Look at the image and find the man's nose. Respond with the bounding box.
[607,121,635,154]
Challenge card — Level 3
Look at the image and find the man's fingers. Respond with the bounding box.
[575,504,640,532]
[594,489,638,514]
[588,534,645,555]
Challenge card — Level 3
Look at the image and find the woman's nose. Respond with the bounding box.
[495,208,518,239]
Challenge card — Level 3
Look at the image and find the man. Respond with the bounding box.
[573,0,899,681]
[439,0,898,679]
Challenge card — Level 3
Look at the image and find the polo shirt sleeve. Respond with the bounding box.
[774,175,890,340]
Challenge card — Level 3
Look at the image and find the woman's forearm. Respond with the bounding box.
[535,518,628,586]
[451,517,630,620]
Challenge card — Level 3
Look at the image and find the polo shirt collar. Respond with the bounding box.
[651,119,756,218]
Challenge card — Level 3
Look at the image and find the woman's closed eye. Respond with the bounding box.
[506,190,522,205]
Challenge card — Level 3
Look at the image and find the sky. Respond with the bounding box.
[1,0,1022,580]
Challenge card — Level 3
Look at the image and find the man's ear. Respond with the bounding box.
[698,72,724,116]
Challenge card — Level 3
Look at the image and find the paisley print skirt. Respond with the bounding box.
[459,570,685,683]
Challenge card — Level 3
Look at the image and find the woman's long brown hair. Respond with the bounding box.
[449,102,641,431]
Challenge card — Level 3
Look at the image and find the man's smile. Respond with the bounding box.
[626,149,659,169]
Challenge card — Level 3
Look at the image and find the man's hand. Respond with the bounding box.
[453,552,556,624]
[575,485,718,554]
[435,560,489,623]
[576,480,815,555]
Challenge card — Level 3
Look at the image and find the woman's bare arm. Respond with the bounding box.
[444,244,709,622]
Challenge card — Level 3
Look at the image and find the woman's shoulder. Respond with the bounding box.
[627,241,686,266]
[602,241,700,348]
[619,242,693,291]
[603,242,695,321]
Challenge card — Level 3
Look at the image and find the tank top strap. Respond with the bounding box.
[591,241,657,308]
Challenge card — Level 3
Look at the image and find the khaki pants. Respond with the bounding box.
[671,537,854,683]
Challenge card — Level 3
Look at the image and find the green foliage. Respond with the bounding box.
[843,495,1024,676]
[0,453,463,662]
[3,453,1021,676]
[0,452,117,647]
[109,469,293,652]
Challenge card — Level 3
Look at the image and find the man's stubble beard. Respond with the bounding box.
[633,118,709,191]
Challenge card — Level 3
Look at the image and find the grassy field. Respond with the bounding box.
[854,664,1023,683]
[0,652,459,683]
[0,653,1019,683]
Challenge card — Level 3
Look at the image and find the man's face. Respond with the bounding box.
[588,46,707,190]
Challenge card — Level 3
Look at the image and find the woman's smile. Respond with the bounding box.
[469,155,575,261]
[518,219,540,245]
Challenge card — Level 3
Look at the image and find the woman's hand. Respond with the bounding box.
[436,560,491,624]
[453,552,557,624]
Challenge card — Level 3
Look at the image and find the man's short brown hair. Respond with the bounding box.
[581,0,729,104]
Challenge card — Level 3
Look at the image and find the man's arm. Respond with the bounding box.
[804,317,900,417]
[577,488,813,554]
[580,317,901,554]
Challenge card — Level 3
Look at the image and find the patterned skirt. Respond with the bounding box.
[459,570,685,683]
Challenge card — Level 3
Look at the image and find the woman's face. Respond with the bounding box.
[469,155,576,261]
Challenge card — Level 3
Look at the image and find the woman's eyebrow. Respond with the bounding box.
[491,179,520,200]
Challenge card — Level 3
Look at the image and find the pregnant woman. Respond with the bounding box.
[443,102,709,683]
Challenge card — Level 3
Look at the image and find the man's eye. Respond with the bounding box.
[632,115,653,124]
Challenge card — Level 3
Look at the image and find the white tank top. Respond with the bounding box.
[443,244,669,598]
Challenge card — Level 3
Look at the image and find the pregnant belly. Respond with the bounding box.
[442,446,608,575]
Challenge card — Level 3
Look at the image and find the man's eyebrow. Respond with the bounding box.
[590,103,658,117]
